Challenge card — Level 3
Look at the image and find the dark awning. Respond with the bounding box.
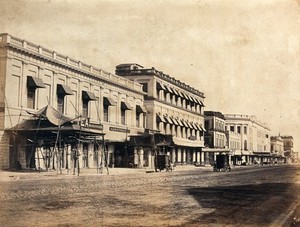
[129,134,154,147]
[121,101,132,110]
[27,76,46,88]
[136,105,147,113]
[200,125,206,132]
[156,114,166,123]
[165,86,174,94]
[172,88,179,96]
[196,99,205,106]
[164,116,174,124]
[194,123,202,131]
[170,117,179,125]
[182,93,189,100]
[103,97,116,106]
[176,118,183,126]
[190,96,197,103]
[57,84,73,95]
[82,91,96,100]
[181,119,189,128]
[156,82,166,90]
[190,122,198,130]
[177,90,184,98]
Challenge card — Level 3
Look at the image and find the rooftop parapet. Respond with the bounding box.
[0,33,143,93]
[224,114,270,131]
[116,63,205,98]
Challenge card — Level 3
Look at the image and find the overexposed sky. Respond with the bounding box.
[0,0,299,151]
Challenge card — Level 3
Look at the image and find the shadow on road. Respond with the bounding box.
[186,183,299,226]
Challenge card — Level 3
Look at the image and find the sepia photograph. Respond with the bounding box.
[0,0,299,226]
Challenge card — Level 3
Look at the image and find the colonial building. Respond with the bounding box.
[224,114,271,165]
[203,111,228,165]
[281,136,297,163]
[0,33,147,171]
[115,64,205,168]
[225,130,241,165]
[270,135,285,164]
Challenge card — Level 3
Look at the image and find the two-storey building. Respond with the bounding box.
[115,64,205,168]
[0,33,147,170]
[224,114,271,165]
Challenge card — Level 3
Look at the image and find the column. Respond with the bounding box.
[197,150,201,165]
[66,145,71,173]
[172,148,176,164]
[88,143,94,168]
[134,147,138,168]
[148,150,152,169]
[78,143,83,169]
[192,149,196,163]
[182,148,186,164]
[201,151,204,165]
[177,147,182,163]
[138,147,144,168]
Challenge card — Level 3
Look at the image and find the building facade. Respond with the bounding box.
[270,135,285,164]
[115,64,205,168]
[0,33,147,170]
[224,114,271,165]
[281,136,297,163]
[203,111,228,165]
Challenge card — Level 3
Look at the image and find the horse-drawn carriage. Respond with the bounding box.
[213,154,231,172]
[156,154,174,172]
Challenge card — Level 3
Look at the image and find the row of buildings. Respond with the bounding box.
[0,33,297,171]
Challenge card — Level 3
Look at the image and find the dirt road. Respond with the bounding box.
[0,165,299,226]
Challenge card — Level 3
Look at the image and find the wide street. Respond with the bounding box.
[0,165,299,227]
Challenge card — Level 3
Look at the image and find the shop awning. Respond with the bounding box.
[103,97,116,106]
[8,118,105,145]
[173,137,204,147]
[26,105,74,126]
[82,91,96,100]
[129,133,173,147]
[202,148,230,153]
[27,76,46,88]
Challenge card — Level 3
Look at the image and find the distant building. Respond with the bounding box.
[224,114,271,165]
[225,130,241,165]
[270,135,285,164]
[203,111,228,165]
[116,63,205,167]
[281,136,297,163]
